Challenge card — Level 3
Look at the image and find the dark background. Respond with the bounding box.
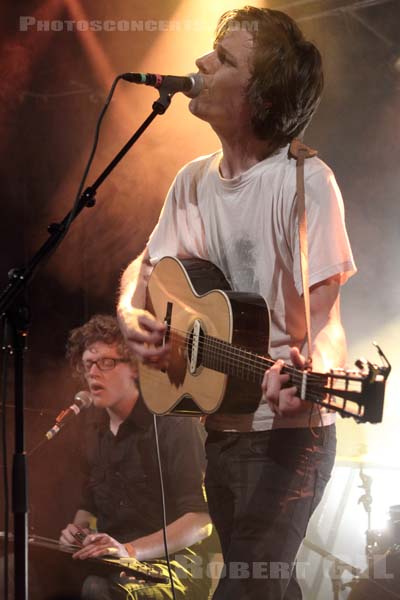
[0,0,399,545]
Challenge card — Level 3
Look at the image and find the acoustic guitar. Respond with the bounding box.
[139,256,389,423]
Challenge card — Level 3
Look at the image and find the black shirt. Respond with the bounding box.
[79,397,208,545]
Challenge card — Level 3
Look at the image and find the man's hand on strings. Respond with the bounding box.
[120,308,170,370]
[261,347,312,417]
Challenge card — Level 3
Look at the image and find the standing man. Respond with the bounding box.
[118,7,356,599]
[59,314,212,600]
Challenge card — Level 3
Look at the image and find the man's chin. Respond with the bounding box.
[188,98,209,121]
[91,391,109,407]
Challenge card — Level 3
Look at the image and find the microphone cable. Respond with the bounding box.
[63,74,124,233]
[43,73,124,264]
[153,414,177,600]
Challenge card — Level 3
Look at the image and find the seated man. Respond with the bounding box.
[59,314,212,600]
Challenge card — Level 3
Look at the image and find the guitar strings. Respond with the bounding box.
[180,328,350,387]
[163,324,349,386]
[139,366,359,417]
[168,325,293,375]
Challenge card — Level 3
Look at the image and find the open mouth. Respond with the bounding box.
[89,382,105,394]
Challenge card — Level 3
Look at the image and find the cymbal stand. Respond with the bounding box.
[303,539,361,600]
[357,465,375,573]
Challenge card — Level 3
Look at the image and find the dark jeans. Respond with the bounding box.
[205,425,336,600]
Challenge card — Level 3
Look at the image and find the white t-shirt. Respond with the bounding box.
[147,145,356,431]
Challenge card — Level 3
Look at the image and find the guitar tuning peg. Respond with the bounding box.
[354,344,391,384]
[372,342,392,379]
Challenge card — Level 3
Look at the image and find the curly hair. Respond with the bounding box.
[66,314,136,374]
[215,6,324,147]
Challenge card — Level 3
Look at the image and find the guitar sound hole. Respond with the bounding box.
[187,320,204,375]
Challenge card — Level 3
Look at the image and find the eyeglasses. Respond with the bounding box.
[80,357,130,373]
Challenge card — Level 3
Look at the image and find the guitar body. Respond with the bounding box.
[139,256,270,415]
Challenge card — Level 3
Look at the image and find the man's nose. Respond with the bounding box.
[195,50,217,74]
[87,362,101,374]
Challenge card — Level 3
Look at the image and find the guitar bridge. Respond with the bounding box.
[188,319,203,375]
[163,302,173,345]
[160,302,173,374]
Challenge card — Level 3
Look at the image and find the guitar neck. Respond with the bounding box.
[201,333,319,391]
[199,333,384,423]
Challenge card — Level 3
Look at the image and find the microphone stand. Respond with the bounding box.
[0,90,173,600]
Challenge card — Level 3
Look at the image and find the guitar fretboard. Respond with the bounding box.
[189,331,370,419]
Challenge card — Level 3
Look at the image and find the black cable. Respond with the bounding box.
[1,316,10,599]
[64,74,124,232]
[39,74,124,265]
[153,415,177,600]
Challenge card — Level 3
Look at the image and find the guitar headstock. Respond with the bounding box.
[313,344,391,424]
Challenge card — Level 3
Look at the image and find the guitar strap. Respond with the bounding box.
[289,138,318,369]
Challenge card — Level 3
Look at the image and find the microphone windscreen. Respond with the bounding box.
[185,73,204,98]
[74,390,93,409]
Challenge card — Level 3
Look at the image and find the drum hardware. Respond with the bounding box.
[346,471,400,599]
[346,543,400,599]
[356,469,400,566]
[302,465,400,599]
[357,466,375,573]
[302,538,362,600]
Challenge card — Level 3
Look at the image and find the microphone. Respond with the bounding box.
[45,391,92,440]
[121,72,203,98]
